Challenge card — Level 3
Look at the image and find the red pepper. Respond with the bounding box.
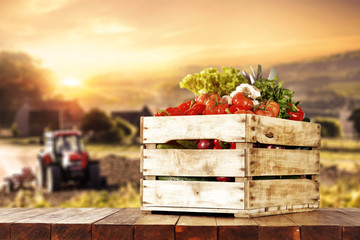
[228,105,247,114]
[216,177,232,182]
[178,100,194,114]
[154,110,168,116]
[287,104,305,121]
[184,103,206,115]
[213,139,221,149]
[166,107,183,116]
[230,142,236,149]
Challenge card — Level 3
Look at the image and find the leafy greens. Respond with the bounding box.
[179,66,248,96]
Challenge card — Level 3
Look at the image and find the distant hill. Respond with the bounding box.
[272,50,360,136]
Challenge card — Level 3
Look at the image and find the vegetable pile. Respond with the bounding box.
[155,65,305,121]
[153,65,309,182]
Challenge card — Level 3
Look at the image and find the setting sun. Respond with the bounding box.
[61,76,82,87]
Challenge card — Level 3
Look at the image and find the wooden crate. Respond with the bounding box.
[140,114,321,217]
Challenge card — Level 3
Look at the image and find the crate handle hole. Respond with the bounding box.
[265,132,274,138]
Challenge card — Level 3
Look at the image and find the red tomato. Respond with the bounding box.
[266,101,280,117]
[203,96,229,115]
[254,101,279,117]
[204,102,229,114]
[231,92,254,111]
[196,93,221,105]
[197,139,213,149]
[254,109,274,117]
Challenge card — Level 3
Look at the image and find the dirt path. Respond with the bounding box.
[0,143,41,181]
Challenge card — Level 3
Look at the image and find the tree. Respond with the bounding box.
[81,108,112,133]
[348,107,360,137]
[314,117,342,137]
[80,108,138,143]
[0,51,54,127]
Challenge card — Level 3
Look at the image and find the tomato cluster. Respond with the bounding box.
[155,92,305,120]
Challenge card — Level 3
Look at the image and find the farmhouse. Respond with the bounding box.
[13,100,84,137]
[111,105,154,132]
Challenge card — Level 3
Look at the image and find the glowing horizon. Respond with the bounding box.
[1,0,360,81]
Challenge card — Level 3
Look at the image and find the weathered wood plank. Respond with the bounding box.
[92,208,141,240]
[323,209,360,240]
[254,215,300,240]
[285,210,342,240]
[142,180,245,209]
[0,208,29,216]
[11,208,90,240]
[246,148,320,176]
[176,215,217,240]
[0,208,58,240]
[247,179,319,209]
[134,213,179,240]
[246,114,321,147]
[216,216,259,240]
[141,115,247,143]
[51,208,118,240]
[142,149,246,177]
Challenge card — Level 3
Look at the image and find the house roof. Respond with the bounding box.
[24,99,84,120]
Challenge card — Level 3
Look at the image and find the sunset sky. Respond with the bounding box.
[1,0,360,94]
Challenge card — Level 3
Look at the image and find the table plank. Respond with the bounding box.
[0,208,359,240]
[217,216,259,240]
[254,214,300,240]
[176,215,217,240]
[92,208,141,240]
[11,208,97,240]
[0,208,58,240]
[0,208,29,216]
[328,209,360,240]
[134,213,179,240]
[285,209,342,240]
[51,208,118,240]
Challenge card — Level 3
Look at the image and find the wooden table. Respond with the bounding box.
[0,208,359,240]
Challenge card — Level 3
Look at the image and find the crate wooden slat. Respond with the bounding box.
[142,149,246,177]
[141,148,320,177]
[246,148,320,176]
[141,114,321,147]
[245,114,321,147]
[142,180,245,209]
[245,179,319,209]
[141,115,247,144]
[140,114,321,217]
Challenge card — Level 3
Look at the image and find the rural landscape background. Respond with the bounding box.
[0,0,360,208]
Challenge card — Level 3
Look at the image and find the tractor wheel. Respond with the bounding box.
[5,181,14,193]
[88,163,100,189]
[36,160,46,189]
[47,165,62,192]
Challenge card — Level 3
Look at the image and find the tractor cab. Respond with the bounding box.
[37,130,100,192]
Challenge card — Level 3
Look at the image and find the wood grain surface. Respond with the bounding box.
[0,208,359,240]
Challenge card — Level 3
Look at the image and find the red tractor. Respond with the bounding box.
[36,130,100,192]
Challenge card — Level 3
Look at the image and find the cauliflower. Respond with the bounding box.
[230,83,261,100]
